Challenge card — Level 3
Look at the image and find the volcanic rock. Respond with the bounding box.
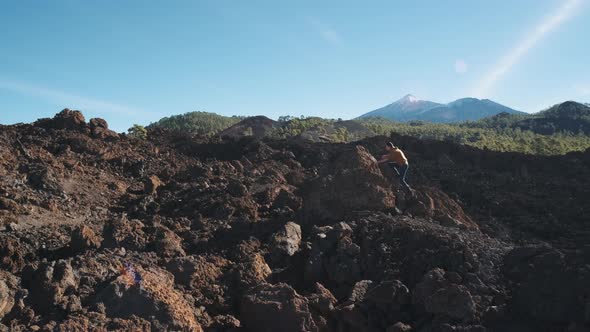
[70,225,102,252]
[0,270,19,319]
[89,117,118,139]
[414,268,476,321]
[95,266,203,331]
[240,283,319,332]
[387,322,412,332]
[1,110,590,331]
[144,175,163,195]
[28,260,78,314]
[269,221,302,262]
[303,145,395,221]
[35,109,87,131]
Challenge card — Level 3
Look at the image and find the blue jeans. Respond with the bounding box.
[389,163,411,191]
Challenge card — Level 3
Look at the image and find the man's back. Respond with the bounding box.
[388,148,408,165]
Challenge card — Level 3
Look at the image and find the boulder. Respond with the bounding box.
[387,322,412,332]
[95,266,202,331]
[413,268,476,321]
[306,282,337,316]
[28,260,78,314]
[144,175,163,195]
[166,255,229,308]
[232,247,272,288]
[102,217,148,251]
[153,226,186,258]
[0,236,31,273]
[35,109,87,131]
[364,280,410,312]
[89,117,108,130]
[210,314,241,330]
[5,222,18,232]
[240,283,318,332]
[348,280,373,303]
[26,163,63,194]
[424,284,476,321]
[272,188,303,211]
[335,279,411,331]
[303,145,395,220]
[166,255,227,287]
[89,118,118,139]
[0,271,19,320]
[270,222,302,261]
[305,222,362,296]
[70,225,102,252]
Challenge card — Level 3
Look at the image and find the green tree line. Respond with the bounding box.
[146,110,590,156]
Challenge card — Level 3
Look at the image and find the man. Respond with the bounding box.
[378,142,412,192]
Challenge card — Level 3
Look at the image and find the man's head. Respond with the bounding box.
[386,142,395,151]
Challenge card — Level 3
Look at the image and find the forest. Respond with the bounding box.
[147,102,590,155]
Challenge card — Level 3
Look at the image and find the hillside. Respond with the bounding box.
[0,109,589,331]
[467,101,590,135]
[357,116,590,155]
[148,111,242,136]
[515,101,590,134]
[218,115,279,138]
[358,95,523,123]
[420,98,524,123]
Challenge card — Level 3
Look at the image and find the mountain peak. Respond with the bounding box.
[358,95,522,122]
[399,94,419,103]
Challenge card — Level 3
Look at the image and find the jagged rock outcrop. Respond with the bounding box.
[405,186,479,230]
[28,260,79,314]
[89,117,119,139]
[0,271,19,320]
[70,225,102,252]
[35,109,87,131]
[95,266,203,331]
[240,283,319,332]
[303,145,395,221]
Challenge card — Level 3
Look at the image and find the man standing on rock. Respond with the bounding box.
[378,142,413,193]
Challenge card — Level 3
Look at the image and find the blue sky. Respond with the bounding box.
[1,0,589,132]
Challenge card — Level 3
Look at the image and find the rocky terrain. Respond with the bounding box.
[0,109,589,332]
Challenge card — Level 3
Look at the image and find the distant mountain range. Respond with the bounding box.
[358,94,525,123]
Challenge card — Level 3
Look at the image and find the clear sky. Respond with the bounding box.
[1,0,589,132]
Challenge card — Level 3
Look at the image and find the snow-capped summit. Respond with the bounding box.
[400,94,419,103]
[358,94,442,119]
[357,94,523,123]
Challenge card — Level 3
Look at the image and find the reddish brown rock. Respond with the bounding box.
[70,225,102,252]
[89,118,119,139]
[0,270,19,320]
[144,175,162,195]
[96,266,203,331]
[303,145,395,220]
[406,186,478,230]
[240,283,319,332]
[36,108,87,130]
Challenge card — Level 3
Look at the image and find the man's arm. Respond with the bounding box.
[377,154,388,164]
